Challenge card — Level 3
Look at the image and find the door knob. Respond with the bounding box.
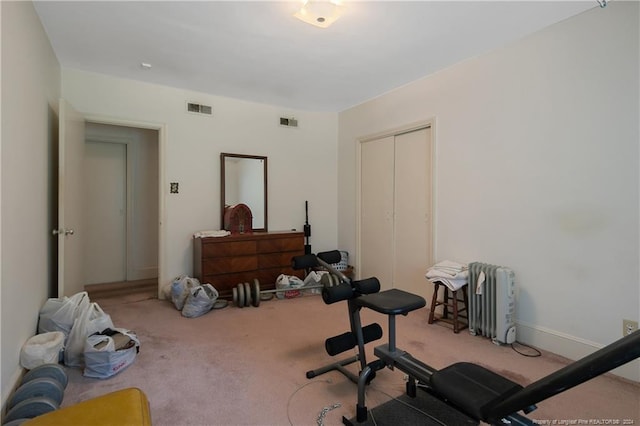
[52,229,75,236]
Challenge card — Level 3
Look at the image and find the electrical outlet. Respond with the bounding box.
[622,319,638,336]
[170,182,179,194]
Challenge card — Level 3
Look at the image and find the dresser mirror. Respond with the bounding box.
[220,153,268,232]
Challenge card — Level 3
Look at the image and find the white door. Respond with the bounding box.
[84,141,127,284]
[56,99,85,297]
[359,127,433,295]
[360,136,395,290]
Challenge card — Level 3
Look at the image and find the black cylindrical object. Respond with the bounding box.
[363,323,383,344]
[325,331,355,356]
[291,254,318,270]
[317,250,341,264]
[324,323,383,356]
[353,277,380,295]
[322,282,354,304]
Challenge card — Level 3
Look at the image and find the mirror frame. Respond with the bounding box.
[220,152,268,232]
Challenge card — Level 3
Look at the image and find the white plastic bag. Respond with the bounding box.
[170,275,200,310]
[302,270,327,295]
[65,302,114,368]
[38,291,90,338]
[275,274,304,299]
[181,284,218,318]
[20,332,65,369]
[83,328,140,379]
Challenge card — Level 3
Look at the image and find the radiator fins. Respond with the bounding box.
[468,262,517,345]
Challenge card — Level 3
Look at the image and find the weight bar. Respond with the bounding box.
[232,276,340,308]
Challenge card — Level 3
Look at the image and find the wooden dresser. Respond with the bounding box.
[193,231,305,298]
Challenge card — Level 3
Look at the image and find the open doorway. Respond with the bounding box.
[83,122,159,298]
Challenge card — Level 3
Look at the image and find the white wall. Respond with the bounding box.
[62,69,339,290]
[338,3,639,380]
[1,1,61,404]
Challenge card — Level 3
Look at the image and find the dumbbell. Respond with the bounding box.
[232,279,263,308]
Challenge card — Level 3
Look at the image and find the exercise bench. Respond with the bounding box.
[344,287,640,425]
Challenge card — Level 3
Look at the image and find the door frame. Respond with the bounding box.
[84,114,167,298]
[355,118,437,281]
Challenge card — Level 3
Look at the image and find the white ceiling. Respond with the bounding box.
[33,1,597,112]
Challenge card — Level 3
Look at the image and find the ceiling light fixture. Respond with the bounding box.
[294,0,345,29]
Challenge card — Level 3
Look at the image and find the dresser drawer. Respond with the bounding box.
[257,236,304,253]
[202,240,256,258]
[203,256,258,274]
[258,251,303,269]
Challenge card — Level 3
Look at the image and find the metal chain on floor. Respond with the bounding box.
[316,402,341,426]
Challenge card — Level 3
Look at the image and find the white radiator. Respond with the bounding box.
[468,262,516,345]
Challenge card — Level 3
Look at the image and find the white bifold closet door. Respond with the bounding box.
[360,127,432,300]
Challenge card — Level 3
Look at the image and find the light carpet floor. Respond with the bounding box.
[60,293,640,426]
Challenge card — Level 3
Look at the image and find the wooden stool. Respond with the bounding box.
[428,281,469,333]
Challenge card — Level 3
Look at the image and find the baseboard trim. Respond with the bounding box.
[1,366,24,414]
[516,321,639,382]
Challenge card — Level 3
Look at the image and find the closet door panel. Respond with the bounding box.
[394,128,432,299]
[360,136,395,290]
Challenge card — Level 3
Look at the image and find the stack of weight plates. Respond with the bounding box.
[3,364,68,425]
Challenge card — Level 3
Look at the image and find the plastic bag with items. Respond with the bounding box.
[181,284,219,318]
[302,270,328,295]
[65,302,114,368]
[20,331,65,369]
[276,274,305,299]
[170,275,201,311]
[38,291,90,339]
[84,328,140,379]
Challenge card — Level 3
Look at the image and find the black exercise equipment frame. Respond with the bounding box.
[344,286,640,425]
[292,251,384,385]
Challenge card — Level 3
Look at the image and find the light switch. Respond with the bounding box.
[170,182,179,194]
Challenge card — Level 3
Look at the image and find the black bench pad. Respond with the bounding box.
[355,288,426,315]
[429,362,523,421]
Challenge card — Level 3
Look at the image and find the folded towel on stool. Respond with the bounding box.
[426,261,469,291]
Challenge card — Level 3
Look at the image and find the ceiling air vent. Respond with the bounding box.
[186,102,212,116]
[280,117,298,128]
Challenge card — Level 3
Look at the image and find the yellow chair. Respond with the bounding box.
[26,387,151,426]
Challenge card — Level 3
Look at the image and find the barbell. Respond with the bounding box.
[231,274,342,308]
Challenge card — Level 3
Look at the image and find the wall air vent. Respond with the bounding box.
[279,117,298,128]
[186,102,213,116]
